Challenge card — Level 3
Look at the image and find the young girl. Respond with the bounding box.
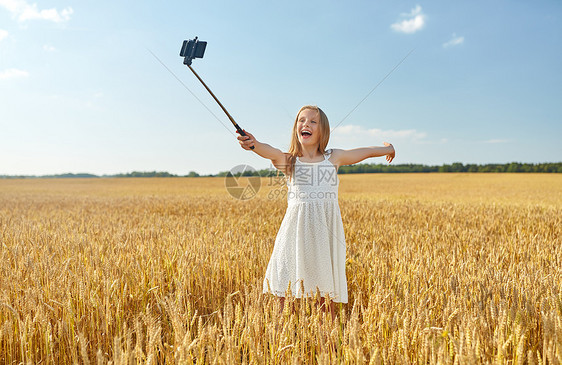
[237,105,395,315]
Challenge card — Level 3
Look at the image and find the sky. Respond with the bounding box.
[1,0,561,176]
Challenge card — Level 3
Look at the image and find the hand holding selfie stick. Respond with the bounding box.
[180,37,254,149]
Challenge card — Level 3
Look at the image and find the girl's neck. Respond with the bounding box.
[300,145,322,160]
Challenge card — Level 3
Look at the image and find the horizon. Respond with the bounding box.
[2,161,561,178]
[1,1,561,176]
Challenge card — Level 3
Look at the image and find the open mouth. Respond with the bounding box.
[301,130,312,139]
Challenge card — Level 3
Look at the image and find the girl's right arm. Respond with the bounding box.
[237,130,289,174]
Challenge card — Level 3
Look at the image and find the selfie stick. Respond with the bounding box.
[180,37,254,149]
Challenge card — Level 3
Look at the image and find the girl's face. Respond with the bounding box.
[296,108,320,147]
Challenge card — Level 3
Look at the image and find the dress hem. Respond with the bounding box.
[262,289,348,303]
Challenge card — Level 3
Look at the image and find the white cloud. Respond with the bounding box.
[391,5,426,34]
[0,0,18,13]
[0,29,8,41]
[0,0,73,23]
[443,33,464,48]
[331,124,427,144]
[43,44,55,51]
[401,5,423,17]
[0,68,29,79]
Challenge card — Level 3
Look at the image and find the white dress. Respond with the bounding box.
[263,149,348,303]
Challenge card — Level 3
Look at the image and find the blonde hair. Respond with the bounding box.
[286,105,330,179]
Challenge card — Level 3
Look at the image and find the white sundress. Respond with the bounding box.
[263,149,348,303]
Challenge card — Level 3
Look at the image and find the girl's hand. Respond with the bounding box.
[384,142,395,163]
[236,129,256,150]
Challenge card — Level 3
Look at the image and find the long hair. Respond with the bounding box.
[286,105,330,180]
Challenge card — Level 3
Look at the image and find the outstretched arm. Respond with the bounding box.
[237,130,289,174]
[331,143,395,168]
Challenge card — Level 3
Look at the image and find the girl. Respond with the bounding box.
[237,105,395,316]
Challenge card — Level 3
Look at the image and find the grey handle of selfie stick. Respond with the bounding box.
[187,65,254,150]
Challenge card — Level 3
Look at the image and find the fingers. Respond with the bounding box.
[236,129,253,140]
[383,142,395,163]
[237,130,255,150]
[242,129,255,140]
[383,141,395,163]
[236,134,252,143]
[238,138,253,150]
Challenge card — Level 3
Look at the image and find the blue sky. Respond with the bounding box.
[1,0,561,175]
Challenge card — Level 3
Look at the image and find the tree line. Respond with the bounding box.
[1,162,561,179]
[339,162,562,174]
[220,162,562,176]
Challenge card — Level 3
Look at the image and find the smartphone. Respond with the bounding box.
[180,37,207,65]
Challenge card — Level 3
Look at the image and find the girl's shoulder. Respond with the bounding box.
[325,148,343,169]
[326,148,343,159]
[326,148,343,154]
[325,148,340,158]
[271,153,291,175]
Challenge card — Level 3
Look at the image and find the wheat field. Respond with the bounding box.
[0,174,561,364]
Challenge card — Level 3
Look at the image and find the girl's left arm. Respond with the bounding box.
[331,142,395,167]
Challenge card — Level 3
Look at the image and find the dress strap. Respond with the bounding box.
[324,149,332,160]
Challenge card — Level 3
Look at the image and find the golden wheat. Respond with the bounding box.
[0,174,560,363]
